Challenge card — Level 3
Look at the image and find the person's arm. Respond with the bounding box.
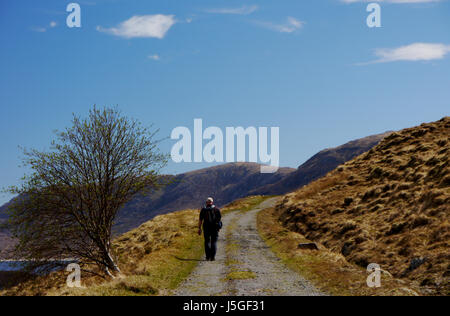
[198,209,204,235]
[198,218,203,235]
[216,208,222,222]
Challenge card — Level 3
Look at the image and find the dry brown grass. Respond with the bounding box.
[276,117,450,296]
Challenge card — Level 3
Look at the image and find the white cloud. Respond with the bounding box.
[342,0,442,3]
[359,43,450,65]
[31,21,57,33]
[255,17,305,33]
[97,15,176,39]
[31,27,47,33]
[205,5,259,15]
[148,54,160,61]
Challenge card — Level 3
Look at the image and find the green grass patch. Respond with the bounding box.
[224,271,256,281]
[225,259,242,266]
[223,195,274,214]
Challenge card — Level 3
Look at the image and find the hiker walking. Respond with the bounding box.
[198,197,222,261]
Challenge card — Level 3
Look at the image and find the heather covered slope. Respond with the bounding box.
[250,132,391,196]
[277,117,449,295]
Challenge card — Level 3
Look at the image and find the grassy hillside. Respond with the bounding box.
[275,117,449,295]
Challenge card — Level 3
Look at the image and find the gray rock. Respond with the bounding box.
[409,257,426,271]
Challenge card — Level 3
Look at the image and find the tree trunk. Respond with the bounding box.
[105,249,121,275]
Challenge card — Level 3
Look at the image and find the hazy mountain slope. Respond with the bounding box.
[250,132,391,196]
[277,117,449,295]
[0,201,15,259]
[0,202,11,220]
[0,233,14,259]
[114,163,294,233]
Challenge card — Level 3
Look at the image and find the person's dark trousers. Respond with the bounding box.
[204,229,218,260]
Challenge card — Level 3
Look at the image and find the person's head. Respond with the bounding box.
[206,197,214,207]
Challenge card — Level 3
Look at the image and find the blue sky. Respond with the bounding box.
[0,0,449,205]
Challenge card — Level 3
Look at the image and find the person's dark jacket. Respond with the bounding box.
[200,206,222,232]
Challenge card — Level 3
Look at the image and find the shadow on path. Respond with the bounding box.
[174,256,206,262]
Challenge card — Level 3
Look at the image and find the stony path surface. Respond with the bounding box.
[173,198,323,296]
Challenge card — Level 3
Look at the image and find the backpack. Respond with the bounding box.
[204,206,222,231]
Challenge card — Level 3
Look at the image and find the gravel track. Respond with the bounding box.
[173,198,323,296]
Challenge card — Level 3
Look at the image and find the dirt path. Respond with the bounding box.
[173,198,323,296]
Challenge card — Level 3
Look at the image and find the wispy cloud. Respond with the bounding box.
[31,27,47,33]
[342,0,442,3]
[31,21,58,33]
[97,15,176,39]
[255,17,305,33]
[148,54,160,61]
[205,5,259,15]
[358,43,450,65]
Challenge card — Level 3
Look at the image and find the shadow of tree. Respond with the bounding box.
[0,271,34,292]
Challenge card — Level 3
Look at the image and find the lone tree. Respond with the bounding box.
[7,107,167,277]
